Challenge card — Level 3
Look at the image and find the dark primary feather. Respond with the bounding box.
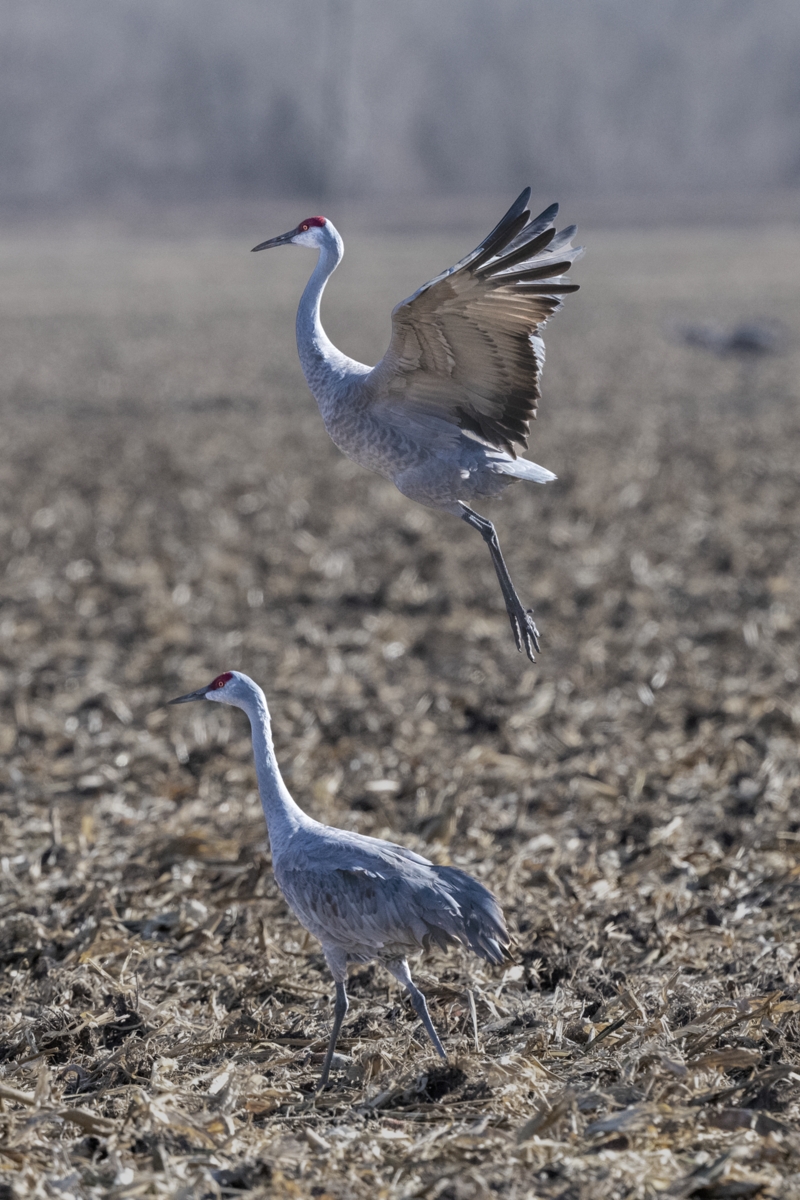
[501,201,559,254]
[513,260,573,283]
[546,225,578,253]
[465,186,533,273]
[475,225,557,275]
[369,191,582,456]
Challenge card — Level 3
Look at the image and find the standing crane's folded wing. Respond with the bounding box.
[277,847,510,965]
[279,862,463,959]
[367,188,581,457]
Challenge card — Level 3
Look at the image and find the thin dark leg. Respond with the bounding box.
[318,980,348,1090]
[385,959,447,1060]
[406,981,447,1060]
[459,503,540,662]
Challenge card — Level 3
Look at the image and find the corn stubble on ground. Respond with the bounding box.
[0,221,799,1198]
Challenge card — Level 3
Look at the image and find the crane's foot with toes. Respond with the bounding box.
[507,600,541,662]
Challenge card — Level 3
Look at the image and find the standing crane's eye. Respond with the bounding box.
[209,672,233,690]
[300,224,309,231]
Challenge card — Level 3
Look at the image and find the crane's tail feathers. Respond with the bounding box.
[477,936,510,966]
[430,865,512,966]
[492,458,557,484]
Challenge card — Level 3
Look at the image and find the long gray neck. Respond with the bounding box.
[295,235,368,409]
[243,688,309,857]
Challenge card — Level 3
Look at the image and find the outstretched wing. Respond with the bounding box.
[368,189,581,457]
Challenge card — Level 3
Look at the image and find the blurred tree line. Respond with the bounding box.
[1,0,798,207]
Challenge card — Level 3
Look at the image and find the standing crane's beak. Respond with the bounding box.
[167,687,210,705]
[251,230,295,252]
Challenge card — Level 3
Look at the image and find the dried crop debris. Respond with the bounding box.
[0,224,799,1197]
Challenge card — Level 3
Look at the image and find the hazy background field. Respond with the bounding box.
[2,0,800,219]
[1,3,800,1198]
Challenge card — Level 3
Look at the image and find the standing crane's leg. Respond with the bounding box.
[385,959,447,1060]
[318,980,349,1090]
[459,503,540,662]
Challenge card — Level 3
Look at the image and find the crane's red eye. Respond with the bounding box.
[301,224,308,231]
[298,216,326,232]
[209,672,233,690]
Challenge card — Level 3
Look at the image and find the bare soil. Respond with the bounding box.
[1,219,799,1198]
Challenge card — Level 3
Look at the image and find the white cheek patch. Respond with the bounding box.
[294,230,321,248]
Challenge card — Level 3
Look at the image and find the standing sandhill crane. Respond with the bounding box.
[252,188,581,661]
[169,670,510,1087]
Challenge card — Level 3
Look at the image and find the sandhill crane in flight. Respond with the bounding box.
[253,188,581,661]
[170,670,510,1087]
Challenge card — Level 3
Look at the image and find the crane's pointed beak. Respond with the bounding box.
[251,230,295,252]
[167,687,210,705]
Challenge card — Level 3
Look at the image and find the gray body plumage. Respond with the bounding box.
[169,670,510,1085]
[277,833,507,974]
[253,191,581,661]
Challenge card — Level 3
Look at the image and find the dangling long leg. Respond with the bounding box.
[318,979,349,1090]
[385,958,446,1060]
[459,503,540,662]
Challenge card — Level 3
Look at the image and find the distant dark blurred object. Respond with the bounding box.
[680,321,782,355]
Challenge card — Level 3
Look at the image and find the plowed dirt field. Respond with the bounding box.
[1,216,799,1198]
